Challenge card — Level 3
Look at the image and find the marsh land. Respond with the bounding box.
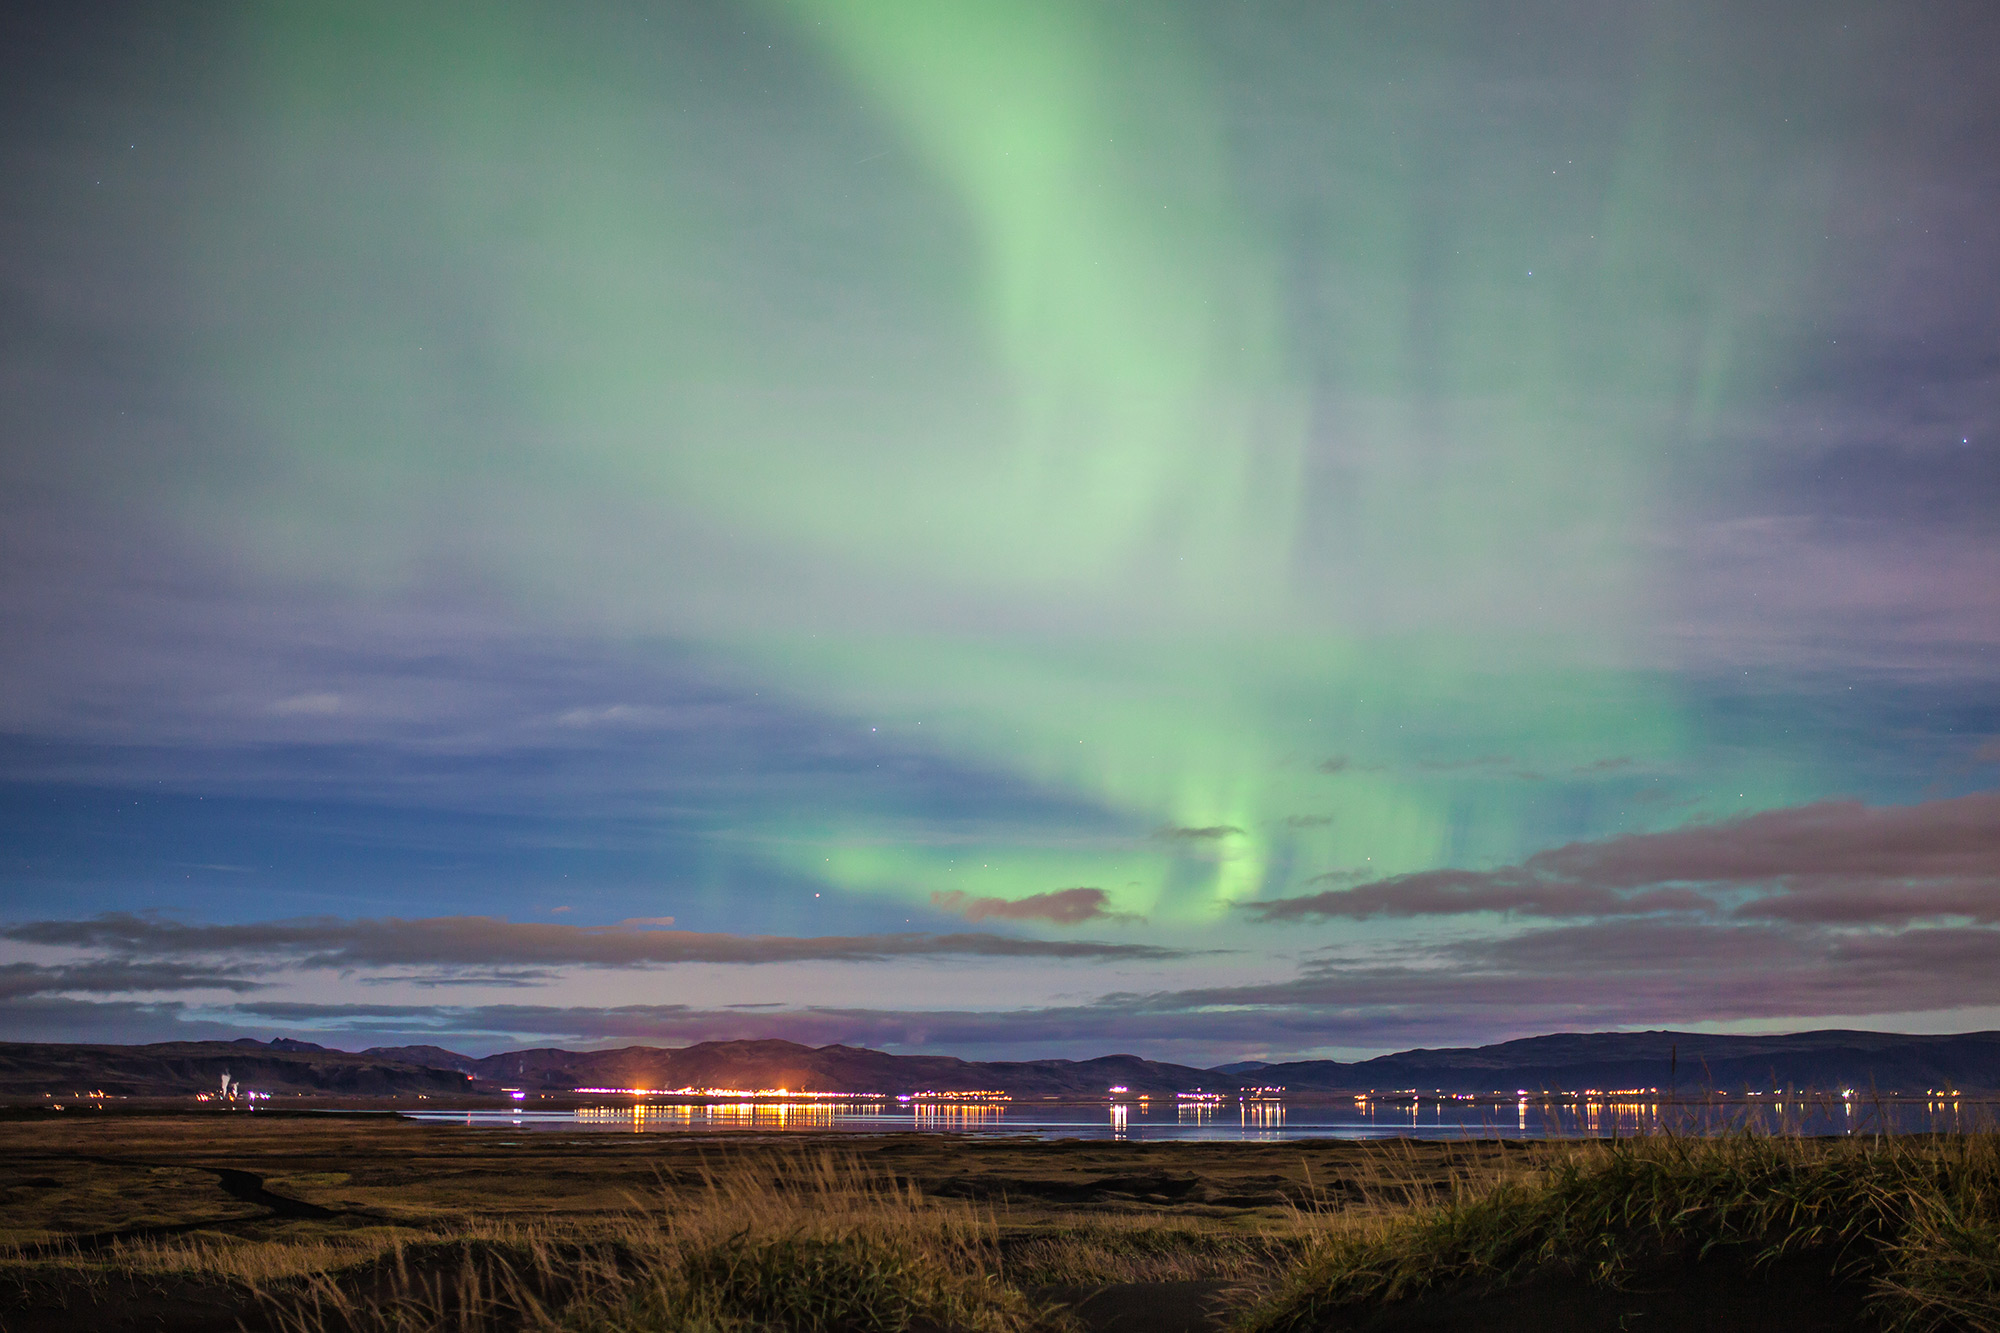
[2,1110,1994,1332]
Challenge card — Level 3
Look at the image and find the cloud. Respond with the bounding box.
[930,887,1131,925]
[1520,792,2000,894]
[1321,756,1531,778]
[84,916,2000,1057]
[1298,868,1372,886]
[1153,824,1244,841]
[551,704,726,730]
[1246,791,2000,924]
[1407,754,1515,772]
[1281,814,1335,829]
[1250,868,1708,920]
[356,970,555,988]
[268,692,344,716]
[0,998,253,1046]
[10,909,2000,1064]
[2,991,1412,1059]
[16,794,1989,1061]
[0,913,1188,968]
[0,960,266,1000]
[555,704,652,727]
[1159,921,2000,1034]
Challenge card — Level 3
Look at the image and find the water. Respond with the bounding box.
[405,1096,1987,1142]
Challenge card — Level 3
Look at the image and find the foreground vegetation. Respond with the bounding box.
[2,1112,1996,1331]
[1244,1132,2000,1333]
[0,1113,1433,1332]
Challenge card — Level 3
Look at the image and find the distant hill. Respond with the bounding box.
[1255,1030,2000,1095]
[362,1044,482,1075]
[436,1039,1224,1098]
[0,1037,1221,1098]
[2,1029,1994,1099]
[377,1030,2000,1096]
[0,1038,475,1097]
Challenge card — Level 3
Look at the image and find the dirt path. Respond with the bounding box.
[207,1165,338,1220]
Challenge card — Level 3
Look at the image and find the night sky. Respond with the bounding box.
[3,1,1997,1062]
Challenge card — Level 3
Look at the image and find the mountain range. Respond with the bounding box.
[0,1037,475,1098]
[3,1028,1995,1099]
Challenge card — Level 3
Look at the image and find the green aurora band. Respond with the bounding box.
[170,2,1855,928]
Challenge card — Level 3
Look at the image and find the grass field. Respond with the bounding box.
[1,1110,1995,1332]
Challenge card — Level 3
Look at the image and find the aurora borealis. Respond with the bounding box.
[3,1,1997,1059]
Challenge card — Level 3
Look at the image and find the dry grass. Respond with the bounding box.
[1240,1132,2000,1333]
[8,1121,1998,1332]
[991,1141,1530,1290]
[1002,1213,1272,1286]
[244,1151,1063,1333]
[102,1230,422,1283]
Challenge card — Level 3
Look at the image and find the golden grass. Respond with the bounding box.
[1002,1213,1271,1287]
[101,1225,485,1284]
[241,1151,1062,1333]
[7,1123,1998,1331]
[1240,1132,2000,1333]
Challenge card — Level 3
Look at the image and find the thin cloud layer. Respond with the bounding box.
[1271,868,1708,920]
[1247,792,2000,924]
[8,792,1995,1060]
[0,960,265,1000]
[12,910,1998,1062]
[1155,825,1245,841]
[930,887,1129,925]
[1,914,1187,969]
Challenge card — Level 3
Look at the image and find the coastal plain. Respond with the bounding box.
[1,1109,1932,1333]
[0,1109,1451,1332]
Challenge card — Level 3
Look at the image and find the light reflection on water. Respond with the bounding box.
[912,1102,1008,1130]
[575,1101,876,1130]
[408,1096,1990,1141]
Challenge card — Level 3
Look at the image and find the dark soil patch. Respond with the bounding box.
[1031,1278,1240,1333]
[1309,1250,1872,1333]
[210,1166,338,1219]
[939,1170,1210,1205]
[0,1269,262,1333]
[0,1241,569,1333]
